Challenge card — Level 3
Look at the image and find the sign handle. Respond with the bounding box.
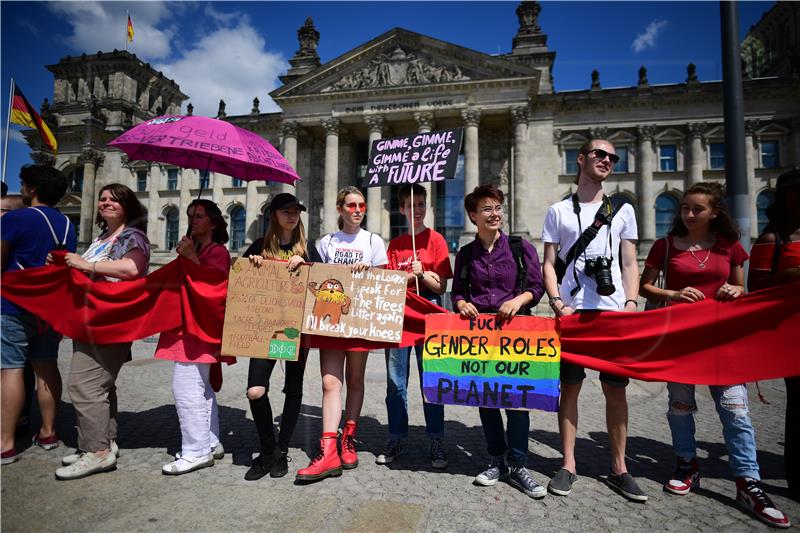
[410,186,420,294]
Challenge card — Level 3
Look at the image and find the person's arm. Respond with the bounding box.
[451,249,478,318]
[716,264,745,301]
[64,248,148,280]
[620,238,639,312]
[498,241,543,321]
[542,242,573,317]
[176,236,201,265]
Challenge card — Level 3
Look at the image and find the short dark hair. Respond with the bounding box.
[188,199,229,244]
[95,183,147,232]
[19,164,69,206]
[464,183,504,226]
[398,184,426,206]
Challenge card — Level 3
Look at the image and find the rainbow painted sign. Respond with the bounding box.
[422,314,560,412]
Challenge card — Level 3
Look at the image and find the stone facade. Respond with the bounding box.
[24,2,800,265]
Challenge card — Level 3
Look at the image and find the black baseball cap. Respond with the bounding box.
[268,193,306,212]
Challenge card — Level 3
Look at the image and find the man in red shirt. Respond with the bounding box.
[377,184,453,469]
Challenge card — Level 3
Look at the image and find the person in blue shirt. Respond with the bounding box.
[1,164,76,465]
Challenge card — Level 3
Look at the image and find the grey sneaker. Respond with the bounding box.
[509,466,546,499]
[430,438,448,469]
[606,472,649,502]
[61,440,119,466]
[474,455,509,486]
[548,468,578,496]
[212,443,225,460]
[55,451,117,480]
[376,439,403,465]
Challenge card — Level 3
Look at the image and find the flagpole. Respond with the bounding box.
[124,10,129,52]
[2,78,14,183]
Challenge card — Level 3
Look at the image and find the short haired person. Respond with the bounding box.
[376,184,453,468]
[1,195,25,216]
[1,165,77,465]
[541,140,647,501]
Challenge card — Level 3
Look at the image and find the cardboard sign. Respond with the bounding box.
[221,258,309,360]
[364,128,463,188]
[422,314,561,412]
[301,263,407,343]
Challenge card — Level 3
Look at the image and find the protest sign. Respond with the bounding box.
[364,128,463,188]
[422,314,561,412]
[302,263,407,343]
[221,258,309,360]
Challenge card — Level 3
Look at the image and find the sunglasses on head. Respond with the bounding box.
[344,202,367,213]
[588,148,620,164]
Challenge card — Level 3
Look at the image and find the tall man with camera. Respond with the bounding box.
[541,139,647,502]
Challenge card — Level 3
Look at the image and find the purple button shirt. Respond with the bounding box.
[451,233,544,313]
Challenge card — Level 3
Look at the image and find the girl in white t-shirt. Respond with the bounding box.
[296,186,387,481]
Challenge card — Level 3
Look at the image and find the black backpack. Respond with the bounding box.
[458,235,531,315]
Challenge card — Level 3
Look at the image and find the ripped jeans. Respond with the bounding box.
[666,383,760,480]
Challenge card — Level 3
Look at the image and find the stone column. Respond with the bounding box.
[413,112,436,229]
[745,120,759,240]
[211,171,224,206]
[687,122,706,185]
[147,164,162,248]
[365,115,385,235]
[78,147,104,244]
[461,108,481,234]
[322,118,341,235]
[637,125,656,242]
[281,121,300,195]
[511,106,530,238]
[179,169,193,238]
[245,180,260,242]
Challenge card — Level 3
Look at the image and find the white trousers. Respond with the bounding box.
[172,361,220,457]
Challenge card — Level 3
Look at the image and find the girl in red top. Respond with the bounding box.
[157,200,234,475]
[640,183,790,528]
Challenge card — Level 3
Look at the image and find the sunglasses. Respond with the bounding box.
[344,202,367,213]
[588,148,620,164]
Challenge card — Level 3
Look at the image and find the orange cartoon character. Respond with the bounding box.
[308,278,351,325]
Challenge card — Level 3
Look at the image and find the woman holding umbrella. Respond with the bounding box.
[55,184,150,480]
[157,199,234,475]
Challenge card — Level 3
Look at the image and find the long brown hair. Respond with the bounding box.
[336,185,365,231]
[95,183,147,232]
[261,209,308,260]
[187,199,228,244]
[669,182,740,241]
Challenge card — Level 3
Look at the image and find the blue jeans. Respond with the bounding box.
[666,382,760,480]
[479,408,530,467]
[1,312,62,369]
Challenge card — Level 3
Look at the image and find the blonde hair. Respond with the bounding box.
[261,209,308,260]
[336,185,365,230]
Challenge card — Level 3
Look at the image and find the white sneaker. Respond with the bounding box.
[55,451,117,480]
[162,453,214,475]
[62,440,119,466]
[212,443,224,460]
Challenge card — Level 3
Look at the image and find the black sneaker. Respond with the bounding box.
[508,466,546,499]
[244,451,279,481]
[375,439,403,465]
[430,438,448,469]
[606,472,649,502]
[270,452,290,478]
[548,468,578,496]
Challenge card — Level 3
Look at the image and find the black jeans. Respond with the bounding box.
[479,407,530,467]
[247,349,308,454]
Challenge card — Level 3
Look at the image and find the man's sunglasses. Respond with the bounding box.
[344,202,367,213]
[588,148,620,164]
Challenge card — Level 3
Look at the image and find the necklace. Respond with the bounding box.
[688,243,713,269]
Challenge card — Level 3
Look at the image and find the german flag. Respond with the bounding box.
[127,14,134,42]
[10,85,57,154]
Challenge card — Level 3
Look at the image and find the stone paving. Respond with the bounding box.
[2,338,798,532]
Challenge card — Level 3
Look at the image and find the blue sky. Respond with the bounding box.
[1,1,774,191]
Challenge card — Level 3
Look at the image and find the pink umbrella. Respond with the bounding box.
[108,115,299,185]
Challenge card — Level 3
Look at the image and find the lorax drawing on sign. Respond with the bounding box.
[307,278,351,325]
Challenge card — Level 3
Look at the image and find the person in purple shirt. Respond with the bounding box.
[451,183,546,500]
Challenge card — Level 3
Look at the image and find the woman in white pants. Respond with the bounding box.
[155,200,233,475]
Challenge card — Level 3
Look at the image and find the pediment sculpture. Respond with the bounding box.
[322,47,470,92]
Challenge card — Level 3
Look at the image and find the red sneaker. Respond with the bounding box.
[664,458,700,495]
[1,448,20,465]
[340,421,358,470]
[296,435,342,482]
[32,433,60,451]
[736,477,791,528]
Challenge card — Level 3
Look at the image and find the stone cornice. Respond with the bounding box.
[78,146,105,166]
[461,108,481,127]
[365,114,385,134]
[414,111,435,131]
[321,118,341,136]
[510,105,529,126]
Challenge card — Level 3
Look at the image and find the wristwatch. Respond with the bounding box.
[548,296,563,311]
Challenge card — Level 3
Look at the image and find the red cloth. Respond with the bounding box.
[749,241,800,271]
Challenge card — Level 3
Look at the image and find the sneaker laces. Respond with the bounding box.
[382,440,400,457]
[514,467,536,486]
[431,440,446,461]
[674,460,695,480]
[743,479,776,509]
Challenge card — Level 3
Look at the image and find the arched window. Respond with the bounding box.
[165,207,179,250]
[229,205,246,251]
[756,190,775,235]
[67,166,84,193]
[655,193,679,238]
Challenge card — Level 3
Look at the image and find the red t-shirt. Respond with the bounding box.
[645,237,749,300]
[387,228,453,293]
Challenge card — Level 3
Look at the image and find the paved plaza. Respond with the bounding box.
[2,338,797,532]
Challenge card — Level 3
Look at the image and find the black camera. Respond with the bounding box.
[584,257,615,296]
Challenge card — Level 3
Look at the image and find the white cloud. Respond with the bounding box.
[155,21,288,117]
[8,130,26,144]
[631,19,668,54]
[47,1,176,60]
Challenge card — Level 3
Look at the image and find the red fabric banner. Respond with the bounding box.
[3,254,799,384]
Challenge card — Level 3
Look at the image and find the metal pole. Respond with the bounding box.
[720,1,750,250]
[2,78,15,183]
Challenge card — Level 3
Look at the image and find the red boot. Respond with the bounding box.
[341,420,359,469]
[296,433,342,481]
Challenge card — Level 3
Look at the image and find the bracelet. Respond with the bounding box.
[548,296,563,310]
[625,299,638,307]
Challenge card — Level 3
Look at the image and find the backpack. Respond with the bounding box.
[458,235,531,315]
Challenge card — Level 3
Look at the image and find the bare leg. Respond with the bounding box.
[31,360,62,439]
[343,351,368,423]
[320,349,345,434]
[603,382,629,475]
[558,382,582,474]
[1,369,25,452]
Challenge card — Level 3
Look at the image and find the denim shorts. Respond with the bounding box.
[1,312,62,369]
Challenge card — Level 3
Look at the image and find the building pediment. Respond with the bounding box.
[271,28,539,101]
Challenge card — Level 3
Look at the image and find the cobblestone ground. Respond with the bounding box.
[2,338,798,532]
